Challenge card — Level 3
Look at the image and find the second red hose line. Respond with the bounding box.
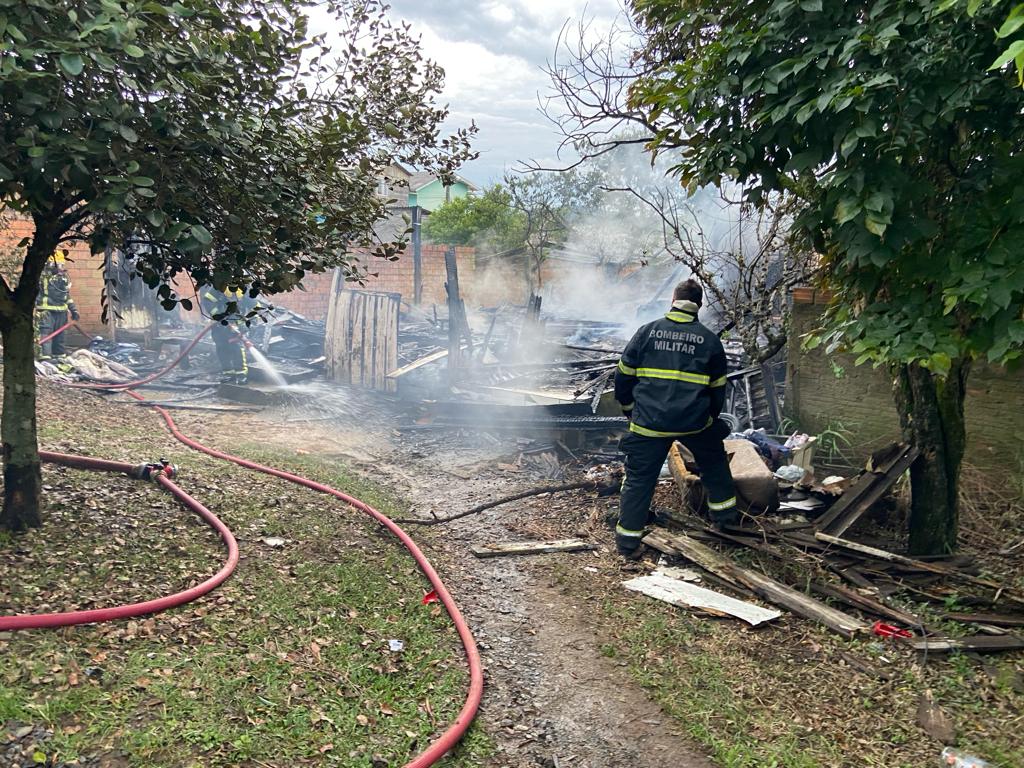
[121,389,483,768]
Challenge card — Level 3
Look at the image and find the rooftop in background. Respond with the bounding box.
[379,164,478,213]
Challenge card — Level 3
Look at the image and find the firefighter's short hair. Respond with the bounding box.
[672,279,703,306]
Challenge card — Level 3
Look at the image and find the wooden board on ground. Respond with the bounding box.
[644,529,868,637]
[942,612,1024,628]
[910,634,1024,654]
[623,571,782,627]
[814,531,1024,607]
[471,538,596,558]
[815,443,919,536]
[385,348,449,379]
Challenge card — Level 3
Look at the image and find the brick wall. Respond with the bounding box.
[270,245,479,321]
[1,211,492,327]
[269,271,336,320]
[786,290,1024,469]
[0,214,107,335]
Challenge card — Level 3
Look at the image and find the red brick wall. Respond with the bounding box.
[356,245,476,308]
[264,245,477,321]
[1,212,484,327]
[269,271,336,320]
[0,214,107,334]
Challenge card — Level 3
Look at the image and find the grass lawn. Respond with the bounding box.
[1,382,490,767]
[528,483,1024,768]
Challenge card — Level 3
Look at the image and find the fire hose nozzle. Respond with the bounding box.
[132,459,179,482]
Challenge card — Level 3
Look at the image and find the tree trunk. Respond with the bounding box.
[0,308,43,531]
[893,359,970,556]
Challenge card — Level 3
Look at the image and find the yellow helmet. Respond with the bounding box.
[51,251,66,265]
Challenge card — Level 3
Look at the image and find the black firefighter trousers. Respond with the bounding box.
[616,418,738,554]
[211,322,248,379]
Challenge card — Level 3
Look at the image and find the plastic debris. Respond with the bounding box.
[774,464,806,483]
[940,747,990,767]
[387,639,404,652]
[784,432,811,450]
[872,620,913,639]
[421,589,439,605]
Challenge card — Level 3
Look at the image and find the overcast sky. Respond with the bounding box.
[384,0,623,187]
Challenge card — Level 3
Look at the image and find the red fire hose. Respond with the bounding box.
[9,323,483,766]
[37,319,90,346]
[0,452,238,631]
[125,388,483,767]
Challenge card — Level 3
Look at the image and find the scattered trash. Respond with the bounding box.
[421,590,439,605]
[872,621,914,639]
[731,428,790,468]
[623,570,781,626]
[34,348,138,383]
[774,464,807,484]
[784,432,811,450]
[387,639,405,653]
[88,338,143,365]
[940,747,990,767]
[34,359,74,383]
[261,537,286,548]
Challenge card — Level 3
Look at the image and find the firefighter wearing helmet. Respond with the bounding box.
[36,251,79,359]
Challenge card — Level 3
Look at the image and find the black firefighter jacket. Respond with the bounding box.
[614,302,728,437]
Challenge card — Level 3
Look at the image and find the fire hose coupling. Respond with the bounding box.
[131,459,179,482]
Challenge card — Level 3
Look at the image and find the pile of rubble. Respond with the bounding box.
[641,439,1024,653]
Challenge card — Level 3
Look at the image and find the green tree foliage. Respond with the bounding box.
[939,0,1024,84]
[626,0,1024,553]
[423,185,526,252]
[504,169,602,290]
[425,171,601,293]
[0,0,473,530]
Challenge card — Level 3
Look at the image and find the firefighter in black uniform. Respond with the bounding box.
[613,279,738,558]
[200,286,251,383]
[36,252,80,359]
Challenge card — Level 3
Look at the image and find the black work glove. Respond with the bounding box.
[70,308,80,321]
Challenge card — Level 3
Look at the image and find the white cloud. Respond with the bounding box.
[309,0,625,184]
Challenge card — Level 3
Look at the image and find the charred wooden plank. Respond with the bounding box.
[815,532,1024,607]
[910,634,1024,654]
[471,538,595,558]
[942,612,1024,628]
[816,443,919,537]
[644,529,867,637]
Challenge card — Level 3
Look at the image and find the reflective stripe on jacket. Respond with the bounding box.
[614,306,728,437]
[36,271,76,313]
[201,288,248,319]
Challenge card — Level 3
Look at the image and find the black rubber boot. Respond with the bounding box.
[646,507,673,527]
[618,543,646,561]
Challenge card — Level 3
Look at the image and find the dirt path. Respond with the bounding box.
[244,404,714,768]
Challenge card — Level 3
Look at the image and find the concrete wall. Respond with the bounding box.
[786,288,1024,470]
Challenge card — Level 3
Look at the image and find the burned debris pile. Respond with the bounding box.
[638,439,1024,654]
